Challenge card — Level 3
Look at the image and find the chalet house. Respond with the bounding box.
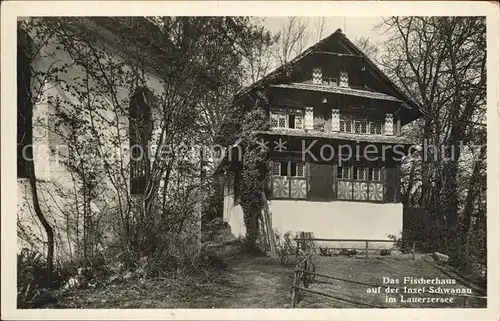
[223,29,423,248]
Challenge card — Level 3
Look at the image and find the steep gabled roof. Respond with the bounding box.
[235,28,424,117]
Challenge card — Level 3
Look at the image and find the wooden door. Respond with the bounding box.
[308,163,334,201]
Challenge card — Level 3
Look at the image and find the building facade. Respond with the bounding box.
[223,29,423,249]
[17,17,201,259]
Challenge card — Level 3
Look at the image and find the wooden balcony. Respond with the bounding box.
[272,177,308,199]
[335,179,383,202]
[271,176,384,203]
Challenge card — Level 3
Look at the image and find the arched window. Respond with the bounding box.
[17,33,33,178]
[129,86,154,195]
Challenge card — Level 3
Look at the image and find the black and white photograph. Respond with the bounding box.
[2,1,499,320]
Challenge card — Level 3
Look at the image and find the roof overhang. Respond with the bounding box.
[271,83,403,104]
[255,129,416,146]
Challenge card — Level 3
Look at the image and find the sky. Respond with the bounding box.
[263,16,386,40]
[261,17,390,59]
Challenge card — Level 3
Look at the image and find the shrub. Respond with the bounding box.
[275,230,295,266]
[17,248,57,308]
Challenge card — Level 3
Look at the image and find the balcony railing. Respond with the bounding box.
[272,177,307,199]
[335,178,383,202]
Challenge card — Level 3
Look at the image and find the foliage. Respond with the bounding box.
[17,16,276,289]
[17,248,58,308]
[378,17,486,272]
[274,230,295,266]
[234,107,269,250]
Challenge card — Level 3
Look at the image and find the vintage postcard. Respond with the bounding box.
[1,1,499,320]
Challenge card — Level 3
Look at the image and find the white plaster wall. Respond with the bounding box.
[271,200,403,249]
[17,20,169,260]
[222,183,246,238]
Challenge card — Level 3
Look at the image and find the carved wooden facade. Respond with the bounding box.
[235,29,422,205]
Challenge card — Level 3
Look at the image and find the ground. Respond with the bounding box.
[295,254,486,308]
[45,244,486,309]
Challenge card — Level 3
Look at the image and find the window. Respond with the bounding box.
[270,114,279,128]
[340,115,353,133]
[288,114,296,129]
[354,119,368,134]
[17,40,32,178]
[290,162,304,177]
[272,160,307,199]
[338,160,380,182]
[337,164,351,179]
[278,116,286,128]
[369,117,383,134]
[273,162,281,176]
[339,112,384,135]
[271,161,290,177]
[369,167,381,181]
[270,107,303,130]
[273,161,304,177]
[130,87,154,195]
[322,77,337,87]
[280,161,288,176]
[354,166,367,180]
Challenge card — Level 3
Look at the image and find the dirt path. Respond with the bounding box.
[212,255,293,308]
[48,253,294,309]
[46,250,486,309]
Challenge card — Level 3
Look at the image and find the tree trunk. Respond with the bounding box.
[459,146,485,269]
[27,161,54,287]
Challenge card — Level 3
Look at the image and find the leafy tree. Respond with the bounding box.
[17,16,276,278]
[378,17,486,271]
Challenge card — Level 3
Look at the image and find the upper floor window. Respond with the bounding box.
[369,116,383,135]
[270,107,303,130]
[339,112,383,135]
[322,76,338,87]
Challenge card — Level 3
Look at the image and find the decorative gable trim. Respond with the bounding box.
[234,29,423,119]
[332,109,340,132]
[385,113,394,136]
[312,68,322,85]
[305,107,314,130]
[339,71,349,87]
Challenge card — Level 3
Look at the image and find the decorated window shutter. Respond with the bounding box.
[385,113,394,136]
[331,109,340,132]
[295,114,303,129]
[339,71,349,87]
[304,107,314,130]
[312,68,322,85]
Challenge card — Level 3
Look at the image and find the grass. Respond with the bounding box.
[41,246,486,309]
